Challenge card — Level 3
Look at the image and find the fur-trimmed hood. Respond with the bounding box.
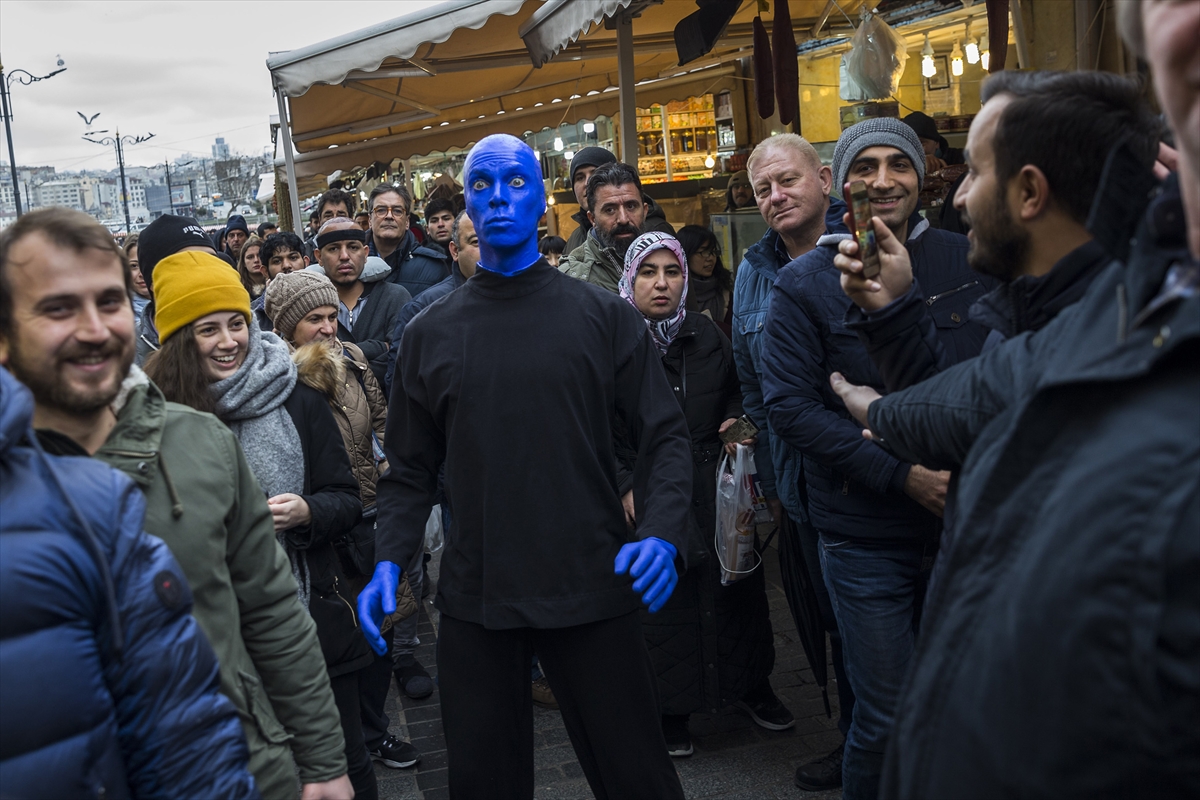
[293,341,346,400]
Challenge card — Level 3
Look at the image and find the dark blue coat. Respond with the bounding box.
[370,230,452,299]
[760,220,990,540]
[385,263,466,395]
[0,369,258,799]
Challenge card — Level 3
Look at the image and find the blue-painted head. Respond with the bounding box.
[464,134,546,277]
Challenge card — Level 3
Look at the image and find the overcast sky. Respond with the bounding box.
[0,1,441,172]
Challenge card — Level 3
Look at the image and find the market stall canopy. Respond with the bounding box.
[266,0,857,180]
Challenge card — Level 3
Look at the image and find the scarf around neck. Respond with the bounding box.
[619,231,689,355]
[209,329,311,608]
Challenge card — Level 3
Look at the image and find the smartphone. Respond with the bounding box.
[720,415,760,444]
[845,180,881,280]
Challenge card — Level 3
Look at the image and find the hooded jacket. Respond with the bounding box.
[760,217,991,541]
[730,199,847,521]
[295,341,389,508]
[563,193,676,255]
[875,174,1199,800]
[369,229,451,299]
[2,368,258,799]
[37,369,348,795]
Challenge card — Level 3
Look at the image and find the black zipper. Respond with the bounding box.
[331,576,359,629]
[842,479,850,496]
[926,280,981,306]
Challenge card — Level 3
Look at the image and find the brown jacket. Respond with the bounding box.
[294,341,389,508]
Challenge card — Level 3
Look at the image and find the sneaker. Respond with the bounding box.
[369,735,421,769]
[662,714,693,758]
[733,688,795,731]
[395,658,435,699]
[531,676,559,709]
[794,741,843,791]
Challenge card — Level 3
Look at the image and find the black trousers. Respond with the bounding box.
[330,668,378,800]
[360,626,395,750]
[438,611,685,800]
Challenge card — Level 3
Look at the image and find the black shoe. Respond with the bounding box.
[395,658,434,699]
[369,735,420,769]
[662,714,693,758]
[733,687,795,731]
[794,741,843,791]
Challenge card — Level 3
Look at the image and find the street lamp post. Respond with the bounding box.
[0,55,67,217]
[83,128,154,234]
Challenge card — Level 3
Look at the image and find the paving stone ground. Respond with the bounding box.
[375,531,844,800]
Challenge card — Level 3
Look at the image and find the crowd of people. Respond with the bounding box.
[0,2,1196,798]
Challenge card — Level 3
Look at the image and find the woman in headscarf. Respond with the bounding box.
[143,251,380,800]
[617,232,793,758]
[676,225,733,337]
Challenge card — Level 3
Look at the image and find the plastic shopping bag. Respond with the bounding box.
[715,444,763,586]
[424,504,444,553]
[844,13,908,99]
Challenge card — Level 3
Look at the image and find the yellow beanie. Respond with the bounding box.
[153,251,252,342]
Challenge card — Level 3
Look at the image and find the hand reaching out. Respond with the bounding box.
[614,537,678,613]
[835,214,913,312]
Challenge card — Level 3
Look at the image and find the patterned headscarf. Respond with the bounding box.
[619,231,689,355]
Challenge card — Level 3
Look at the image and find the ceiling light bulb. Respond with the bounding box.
[547,195,556,205]
[583,122,596,133]
[951,40,964,77]
[979,31,991,71]
[561,150,574,161]
[981,49,990,71]
[966,39,980,64]
[553,137,564,151]
[921,34,937,79]
[704,155,715,169]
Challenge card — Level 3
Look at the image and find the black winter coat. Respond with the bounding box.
[761,221,991,541]
[282,384,371,677]
[370,230,452,299]
[337,279,412,387]
[874,175,1200,798]
[623,314,775,714]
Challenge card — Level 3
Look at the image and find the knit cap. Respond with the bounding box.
[831,117,926,198]
[569,146,617,183]
[137,214,213,291]
[263,270,339,340]
[153,251,252,343]
[225,214,250,235]
[726,170,750,190]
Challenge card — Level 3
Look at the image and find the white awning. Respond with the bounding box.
[267,0,526,98]
[519,0,640,68]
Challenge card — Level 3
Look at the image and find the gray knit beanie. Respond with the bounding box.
[831,117,926,198]
[263,270,339,340]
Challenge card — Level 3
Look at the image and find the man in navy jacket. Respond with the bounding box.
[760,118,991,800]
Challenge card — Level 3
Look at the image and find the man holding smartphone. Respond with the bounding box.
[759,118,991,800]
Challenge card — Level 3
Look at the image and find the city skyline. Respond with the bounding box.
[0,1,440,171]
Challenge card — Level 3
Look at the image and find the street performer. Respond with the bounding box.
[357,133,692,799]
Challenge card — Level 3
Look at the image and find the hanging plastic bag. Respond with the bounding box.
[839,52,873,102]
[424,504,444,553]
[844,13,908,99]
[715,444,763,586]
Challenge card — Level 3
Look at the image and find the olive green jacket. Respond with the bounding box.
[559,231,625,294]
[96,369,347,796]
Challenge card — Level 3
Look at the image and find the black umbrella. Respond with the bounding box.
[774,513,831,717]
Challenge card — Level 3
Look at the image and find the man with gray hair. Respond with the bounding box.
[731,132,851,791]
[759,117,992,800]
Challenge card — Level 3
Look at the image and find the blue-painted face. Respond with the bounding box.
[464,134,546,276]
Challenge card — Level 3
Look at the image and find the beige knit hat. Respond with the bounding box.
[263,270,339,340]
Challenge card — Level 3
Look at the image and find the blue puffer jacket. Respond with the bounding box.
[761,219,991,541]
[370,230,452,299]
[385,262,467,395]
[0,369,259,800]
[731,199,846,521]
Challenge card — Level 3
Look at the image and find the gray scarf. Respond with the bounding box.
[210,329,311,608]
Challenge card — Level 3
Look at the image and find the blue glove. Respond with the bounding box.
[358,561,400,656]
[614,537,678,613]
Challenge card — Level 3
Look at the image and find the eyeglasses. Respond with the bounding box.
[694,247,717,258]
[371,206,407,218]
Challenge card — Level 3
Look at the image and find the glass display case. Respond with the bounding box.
[636,96,720,184]
[710,209,769,276]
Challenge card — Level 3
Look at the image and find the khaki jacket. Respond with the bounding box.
[294,340,388,507]
[559,231,625,294]
[96,370,347,797]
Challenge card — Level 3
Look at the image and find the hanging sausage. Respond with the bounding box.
[773,0,799,126]
[753,15,775,119]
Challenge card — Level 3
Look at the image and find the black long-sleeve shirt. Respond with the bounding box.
[375,258,693,629]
